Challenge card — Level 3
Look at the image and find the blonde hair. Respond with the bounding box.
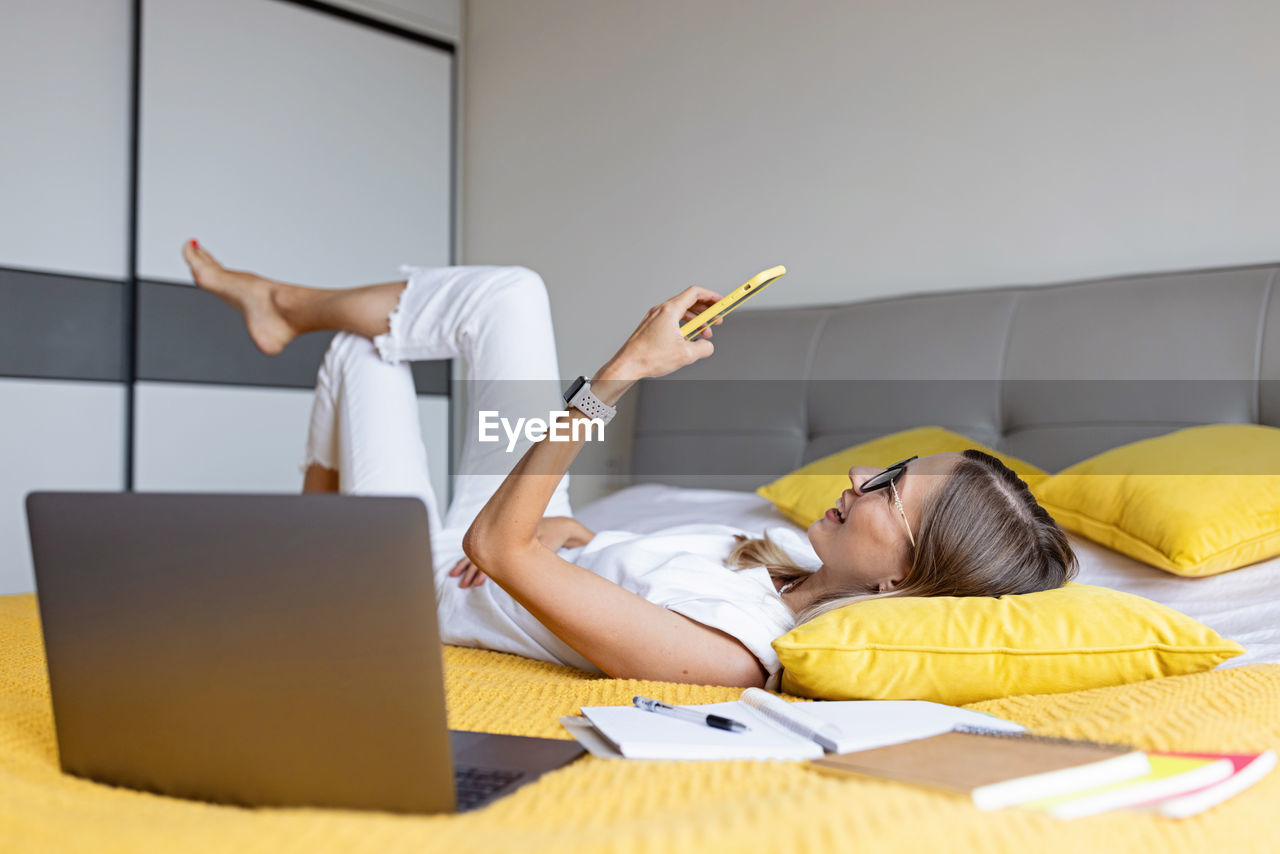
[729,450,1077,625]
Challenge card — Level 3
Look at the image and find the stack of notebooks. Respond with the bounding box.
[562,688,1275,819]
[810,731,1275,819]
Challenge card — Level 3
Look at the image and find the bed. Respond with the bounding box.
[4,260,1280,852]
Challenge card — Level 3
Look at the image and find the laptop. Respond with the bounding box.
[25,491,584,814]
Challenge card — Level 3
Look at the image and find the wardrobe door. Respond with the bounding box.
[0,0,131,279]
[132,383,449,508]
[308,0,461,44]
[133,0,453,499]
[0,0,132,594]
[0,380,126,594]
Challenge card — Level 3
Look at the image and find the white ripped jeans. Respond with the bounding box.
[298,265,574,578]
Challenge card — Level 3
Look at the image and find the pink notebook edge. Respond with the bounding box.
[1134,750,1277,817]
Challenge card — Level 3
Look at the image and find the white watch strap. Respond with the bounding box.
[565,378,616,424]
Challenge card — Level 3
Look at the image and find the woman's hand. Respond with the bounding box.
[609,286,724,381]
[461,285,719,584]
[535,516,596,551]
[448,554,489,588]
[450,516,595,587]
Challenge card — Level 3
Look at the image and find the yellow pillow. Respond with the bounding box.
[756,426,1048,527]
[773,583,1243,704]
[1032,424,1280,577]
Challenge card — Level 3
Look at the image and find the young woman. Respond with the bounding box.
[183,241,1076,690]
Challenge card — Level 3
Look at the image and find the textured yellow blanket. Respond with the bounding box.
[3,593,1278,853]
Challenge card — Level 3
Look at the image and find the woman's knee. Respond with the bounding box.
[318,330,390,387]
[486,267,555,331]
[329,329,380,361]
[500,266,550,303]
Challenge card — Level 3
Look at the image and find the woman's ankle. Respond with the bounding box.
[271,283,317,335]
[302,462,339,492]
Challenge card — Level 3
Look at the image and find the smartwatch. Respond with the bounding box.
[563,376,616,425]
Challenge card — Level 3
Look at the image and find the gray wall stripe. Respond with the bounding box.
[0,269,448,395]
[0,268,127,382]
[136,280,449,393]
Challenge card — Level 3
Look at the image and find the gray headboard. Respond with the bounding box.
[632,261,1280,489]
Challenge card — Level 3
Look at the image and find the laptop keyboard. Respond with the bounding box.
[454,765,525,811]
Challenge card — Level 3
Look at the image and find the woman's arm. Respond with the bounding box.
[462,288,766,687]
[448,516,593,588]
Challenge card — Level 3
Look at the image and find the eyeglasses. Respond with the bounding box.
[857,456,917,548]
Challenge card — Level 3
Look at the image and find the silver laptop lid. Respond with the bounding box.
[26,491,456,813]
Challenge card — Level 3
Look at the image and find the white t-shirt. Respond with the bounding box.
[434,524,819,689]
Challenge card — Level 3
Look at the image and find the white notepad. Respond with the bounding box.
[565,689,1024,761]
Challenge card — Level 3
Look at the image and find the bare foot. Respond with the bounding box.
[182,240,300,356]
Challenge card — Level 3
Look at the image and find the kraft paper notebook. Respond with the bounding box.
[809,729,1150,810]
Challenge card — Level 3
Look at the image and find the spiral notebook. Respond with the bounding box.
[561,689,1024,761]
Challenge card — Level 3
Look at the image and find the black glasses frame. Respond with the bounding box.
[859,456,918,492]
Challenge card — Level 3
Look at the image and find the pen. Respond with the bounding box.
[632,696,751,733]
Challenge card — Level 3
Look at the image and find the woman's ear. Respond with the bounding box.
[878,563,909,594]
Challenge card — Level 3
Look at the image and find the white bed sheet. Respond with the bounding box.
[575,484,1280,668]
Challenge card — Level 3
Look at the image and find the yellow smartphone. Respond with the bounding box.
[680,265,787,341]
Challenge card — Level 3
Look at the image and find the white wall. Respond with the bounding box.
[461,0,1280,504]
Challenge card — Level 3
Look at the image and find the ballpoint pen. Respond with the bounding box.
[632,696,751,733]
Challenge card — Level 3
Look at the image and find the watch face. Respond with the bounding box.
[563,376,587,400]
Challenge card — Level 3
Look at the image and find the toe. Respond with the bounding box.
[183,238,215,263]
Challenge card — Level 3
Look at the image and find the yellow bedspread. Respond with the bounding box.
[3,593,1278,854]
